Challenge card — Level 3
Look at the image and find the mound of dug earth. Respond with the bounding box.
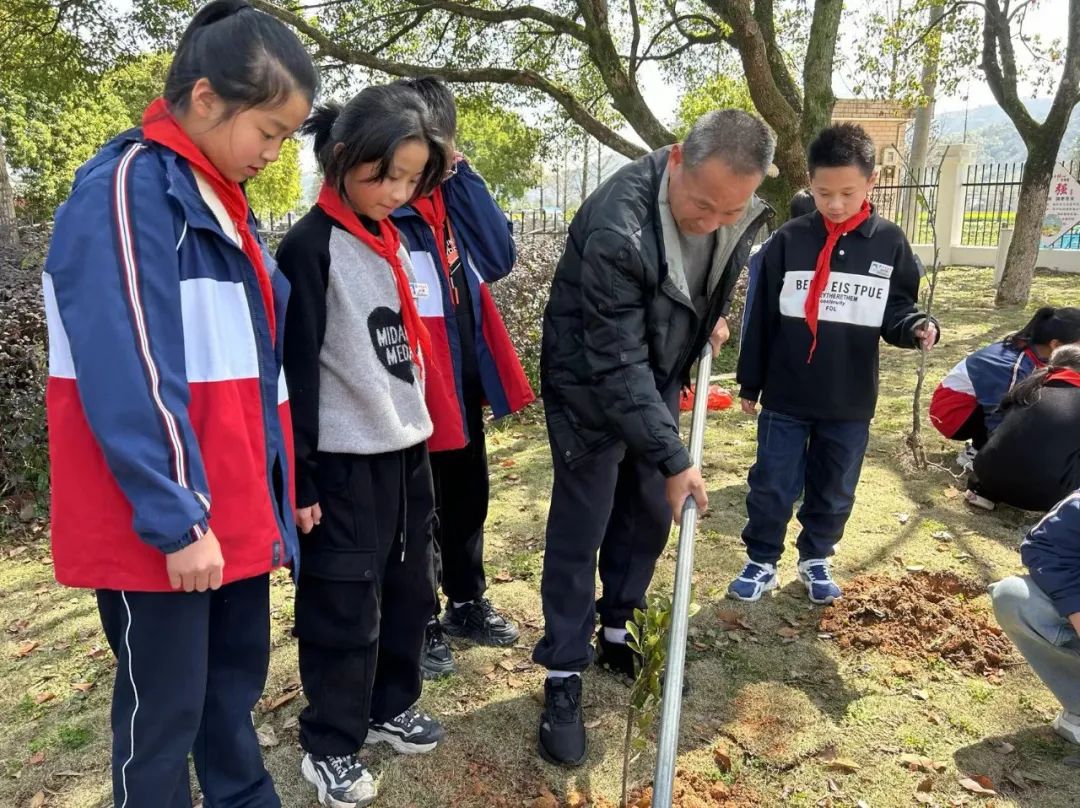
[625,769,760,808]
[818,571,1014,674]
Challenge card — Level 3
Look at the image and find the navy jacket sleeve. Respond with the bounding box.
[881,236,939,349]
[443,160,516,282]
[736,234,782,403]
[1021,492,1080,619]
[44,147,211,553]
[276,223,330,509]
[581,228,690,476]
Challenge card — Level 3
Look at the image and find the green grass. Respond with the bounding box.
[1,266,1079,806]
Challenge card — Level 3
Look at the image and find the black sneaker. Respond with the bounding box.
[421,618,456,680]
[538,675,587,766]
[365,705,444,754]
[595,630,638,682]
[595,630,689,694]
[301,752,377,808]
[442,598,520,646]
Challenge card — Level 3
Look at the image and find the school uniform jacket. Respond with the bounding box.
[973,378,1080,512]
[1022,489,1080,619]
[929,342,1044,438]
[737,208,936,422]
[44,129,298,592]
[391,161,534,452]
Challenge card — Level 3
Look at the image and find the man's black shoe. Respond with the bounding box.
[442,598,520,646]
[595,630,638,682]
[538,675,587,766]
[420,618,456,680]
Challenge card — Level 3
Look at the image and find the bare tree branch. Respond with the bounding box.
[402,0,588,41]
[248,0,648,157]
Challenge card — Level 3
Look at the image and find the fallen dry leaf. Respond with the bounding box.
[828,759,861,774]
[498,459,516,468]
[944,487,961,499]
[917,776,934,792]
[776,626,800,639]
[71,682,94,693]
[911,688,930,701]
[584,718,602,729]
[255,724,278,747]
[899,754,947,774]
[14,641,38,658]
[27,751,45,766]
[713,744,733,773]
[493,570,514,583]
[958,775,996,796]
[991,741,1015,755]
[264,690,299,711]
[914,794,934,805]
[34,691,55,705]
[29,792,45,808]
[282,716,299,730]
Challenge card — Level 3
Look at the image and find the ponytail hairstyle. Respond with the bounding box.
[301,84,448,201]
[1003,306,1080,352]
[1001,343,1080,410]
[165,1,318,116]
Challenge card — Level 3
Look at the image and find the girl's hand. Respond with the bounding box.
[740,398,758,415]
[167,529,224,592]
[915,321,938,351]
[296,504,322,535]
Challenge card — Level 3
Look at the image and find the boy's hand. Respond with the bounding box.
[296,504,322,535]
[666,466,708,524]
[709,317,730,357]
[915,320,938,351]
[167,529,224,592]
[1070,613,1080,637]
[740,398,758,415]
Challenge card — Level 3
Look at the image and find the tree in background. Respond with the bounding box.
[983,0,1080,306]
[226,0,847,212]
[456,95,541,207]
[674,75,755,138]
[247,138,303,220]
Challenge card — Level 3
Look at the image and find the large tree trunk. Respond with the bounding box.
[996,138,1058,305]
[903,2,943,234]
[0,138,20,260]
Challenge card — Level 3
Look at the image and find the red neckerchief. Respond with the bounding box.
[1046,368,1080,388]
[317,182,430,375]
[1024,347,1048,368]
[410,187,463,306]
[141,98,276,341]
[805,199,872,363]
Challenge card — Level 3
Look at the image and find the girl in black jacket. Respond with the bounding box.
[972,345,1080,512]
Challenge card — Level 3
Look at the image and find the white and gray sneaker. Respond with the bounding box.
[301,752,376,808]
[1052,709,1080,744]
[365,705,444,754]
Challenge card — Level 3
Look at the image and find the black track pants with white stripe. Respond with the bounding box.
[96,574,279,808]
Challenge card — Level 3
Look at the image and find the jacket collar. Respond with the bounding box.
[809,205,881,239]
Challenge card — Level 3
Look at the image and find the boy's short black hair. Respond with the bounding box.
[807,123,876,178]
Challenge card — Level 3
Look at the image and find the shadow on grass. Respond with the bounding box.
[953,726,1080,808]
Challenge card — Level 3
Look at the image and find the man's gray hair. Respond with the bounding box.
[682,109,775,176]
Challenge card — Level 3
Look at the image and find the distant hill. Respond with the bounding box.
[934,99,1080,164]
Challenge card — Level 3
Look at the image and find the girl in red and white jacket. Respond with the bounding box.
[43,3,316,804]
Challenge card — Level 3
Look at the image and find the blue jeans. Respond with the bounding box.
[742,409,870,565]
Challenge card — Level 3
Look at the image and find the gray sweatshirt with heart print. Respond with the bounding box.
[276,205,433,508]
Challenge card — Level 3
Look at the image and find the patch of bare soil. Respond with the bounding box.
[818,572,1014,675]
[624,768,760,808]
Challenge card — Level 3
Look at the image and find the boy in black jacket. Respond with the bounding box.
[732,123,939,605]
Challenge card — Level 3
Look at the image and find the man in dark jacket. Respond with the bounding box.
[991,490,1080,745]
[533,109,775,766]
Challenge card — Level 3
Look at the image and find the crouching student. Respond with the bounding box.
[991,490,1080,745]
[733,123,939,605]
[930,306,1080,472]
[969,345,1080,512]
[390,77,534,680]
[43,3,317,805]
[276,85,448,808]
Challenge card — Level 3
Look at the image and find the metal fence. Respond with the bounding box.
[871,165,940,245]
[961,160,1080,248]
[507,209,570,239]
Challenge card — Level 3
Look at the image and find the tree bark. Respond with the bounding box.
[985,0,1080,305]
[995,138,1058,305]
[580,134,589,204]
[903,2,944,231]
[0,137,20,260]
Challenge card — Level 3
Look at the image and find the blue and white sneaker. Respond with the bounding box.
[797,558,842,605]
[301,752,377,808]
[726,560,778,602]
[365,705,444,754]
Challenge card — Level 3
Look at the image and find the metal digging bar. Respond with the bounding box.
[652,344,713,807]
